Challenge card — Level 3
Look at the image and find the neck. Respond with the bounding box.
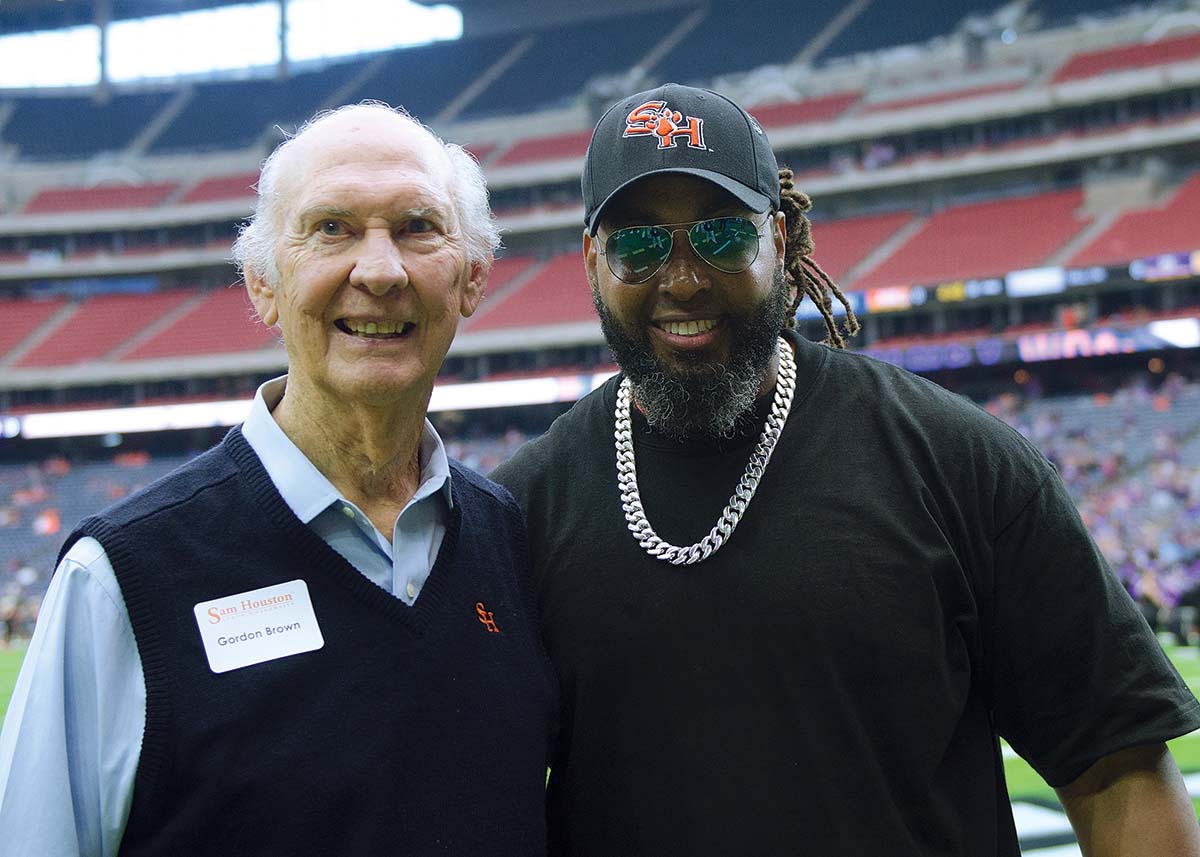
[756,339,785,400]
[272,376,429,519]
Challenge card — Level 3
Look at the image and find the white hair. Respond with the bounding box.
[231,102,501,287]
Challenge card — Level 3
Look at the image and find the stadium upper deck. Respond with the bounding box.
[0,0,1196,405]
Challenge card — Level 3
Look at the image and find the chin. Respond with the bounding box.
[332,369,431,402]
[656,349,726,377]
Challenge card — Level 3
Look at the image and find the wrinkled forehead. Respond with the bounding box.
[273,110,453,206]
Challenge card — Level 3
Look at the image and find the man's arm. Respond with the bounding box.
[1056,742,1200,857]
[0,537,144,857]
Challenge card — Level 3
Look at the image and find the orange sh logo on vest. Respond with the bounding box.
[475,601,501,633]
[622,100,707,150]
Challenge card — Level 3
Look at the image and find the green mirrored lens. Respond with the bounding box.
[688,217,760,273]
[607,226,672,282]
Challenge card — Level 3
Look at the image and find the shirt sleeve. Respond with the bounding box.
[990,470,1200,787]
[0,537,146,857]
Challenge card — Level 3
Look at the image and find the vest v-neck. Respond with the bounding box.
[223,428,460,636]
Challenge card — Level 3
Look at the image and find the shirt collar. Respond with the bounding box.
[241,376,453,525]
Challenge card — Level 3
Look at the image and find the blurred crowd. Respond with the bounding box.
[1,372,1197,646]
[987,372,1200,639]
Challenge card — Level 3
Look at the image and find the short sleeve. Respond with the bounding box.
[990,469,1200,787]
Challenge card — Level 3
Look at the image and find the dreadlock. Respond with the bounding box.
[778,168,860,349]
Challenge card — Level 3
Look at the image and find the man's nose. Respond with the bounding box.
[656,235,710,301]
[349,230,408,296]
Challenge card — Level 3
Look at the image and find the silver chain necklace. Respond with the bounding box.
[614,336,797,565]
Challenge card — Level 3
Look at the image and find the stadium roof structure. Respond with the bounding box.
[0,0,260,32]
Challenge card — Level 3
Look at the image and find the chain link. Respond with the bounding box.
[615,336,797,565]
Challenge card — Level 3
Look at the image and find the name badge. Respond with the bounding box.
[193,579,324,674]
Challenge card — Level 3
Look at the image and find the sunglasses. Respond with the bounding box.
[598,215,768,284]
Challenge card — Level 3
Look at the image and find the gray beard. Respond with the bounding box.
[593,268,793,440]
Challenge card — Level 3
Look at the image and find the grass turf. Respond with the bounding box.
[0,646,25,723]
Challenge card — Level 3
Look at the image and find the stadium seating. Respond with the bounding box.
[852,189,1089,289]
[1068,173,1200,267]
[0,452,192,587]
[148,61,369,153]
[493,131,593,167]
[0,298,67,361]
[749,92,862,128]
[1051,31,1200,83]
[461,9,682,118]
[14,291,196,368]
[647,1,839,83]
[2,91,173,160]
[481,255,538,293]
[465,254,592,330]
[343,35,512,121]
[22,182,179,214]
[815,0,1002,61]
[809,211,917,282]
[1031,0,1159,25]
[862,80,1026,113]
[121,288,277,360]
[178,171,260,204]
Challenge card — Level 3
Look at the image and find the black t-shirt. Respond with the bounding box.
[492,332,1200,857]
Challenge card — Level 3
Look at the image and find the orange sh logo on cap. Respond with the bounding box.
[622,100,706,150]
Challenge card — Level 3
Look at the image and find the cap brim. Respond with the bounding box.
[585,168,773,234]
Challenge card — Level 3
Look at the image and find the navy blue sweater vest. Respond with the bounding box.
[61,428,556,856]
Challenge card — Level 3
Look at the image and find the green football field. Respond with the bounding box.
[0,646,23,723]
[1,643,1198,814]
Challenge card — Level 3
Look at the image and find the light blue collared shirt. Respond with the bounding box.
[0,376,454,857]
[244,376,453,605]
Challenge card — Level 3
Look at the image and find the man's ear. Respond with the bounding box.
[583,229,599,289]
[246,270,279,328]
[772,211,787,268]
[460,258,490,318]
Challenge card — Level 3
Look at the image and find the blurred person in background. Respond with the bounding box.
[493,83,1200,857]
[0,103,555,856]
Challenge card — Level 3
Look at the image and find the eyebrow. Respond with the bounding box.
[295,205,355,226]
[294,204,446,226]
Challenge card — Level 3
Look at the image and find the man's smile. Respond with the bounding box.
[334,317,416,338]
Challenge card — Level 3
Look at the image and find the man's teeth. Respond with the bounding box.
[344,320,406,336]
[660,319,717,337]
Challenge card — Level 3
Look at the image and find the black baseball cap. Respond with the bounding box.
[582,82,780,234]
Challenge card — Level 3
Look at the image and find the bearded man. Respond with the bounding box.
[491,83,1200,857]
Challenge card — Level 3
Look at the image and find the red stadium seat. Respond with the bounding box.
[122,289,277,360]
[862,81,1025,114]
[0,298,68,361]
[853,189,1089,289]
[810,211,916,283]
[749,92,861,128]
[1069,174,1200,267]
[178,172,260,205]
[466,254,593,331]
[22,183,179,214]
[494,131,593,167]
[15,292,196,368]
[1051,32,1200,83]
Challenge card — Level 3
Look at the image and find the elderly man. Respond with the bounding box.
[492,83,1200,856]
[0,104,556,856]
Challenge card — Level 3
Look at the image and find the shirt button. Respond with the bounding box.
[341,505,355,518]
[406,581,417,600]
